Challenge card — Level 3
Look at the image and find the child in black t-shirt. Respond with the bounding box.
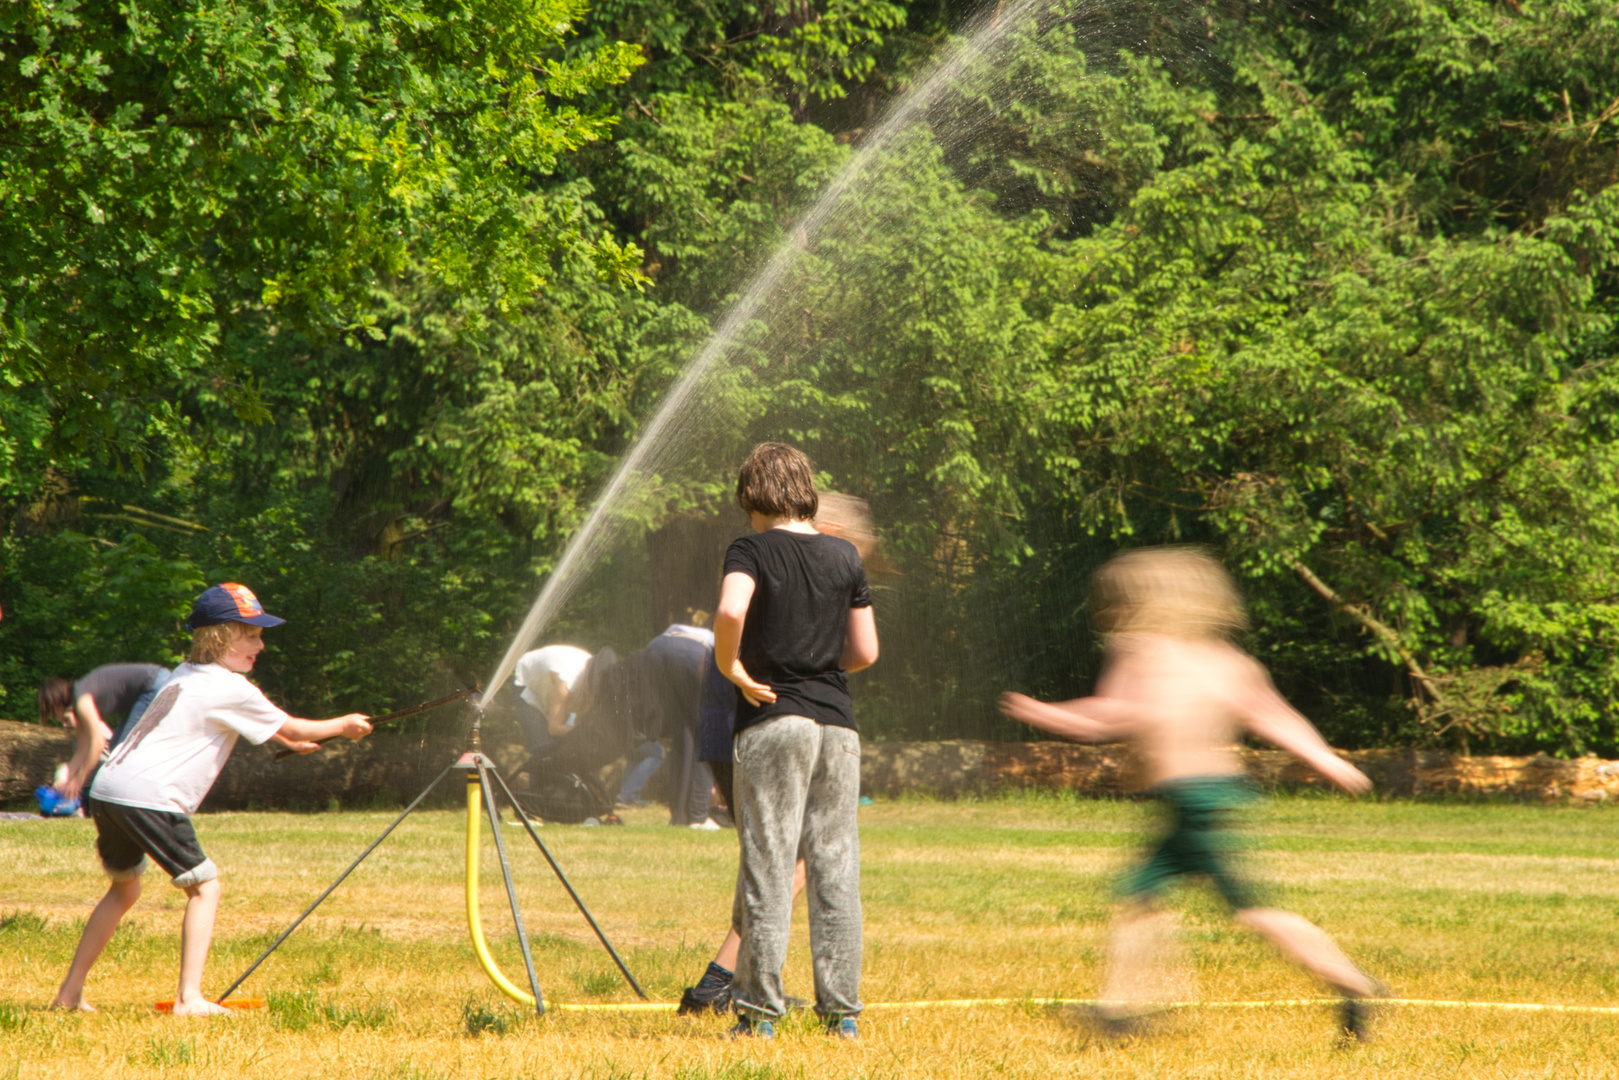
[714,442,878,1039]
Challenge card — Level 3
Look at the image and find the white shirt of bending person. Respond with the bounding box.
[661,624,715,648]
[513,645,592,730]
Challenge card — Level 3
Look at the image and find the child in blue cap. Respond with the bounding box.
[52,583,373,1016]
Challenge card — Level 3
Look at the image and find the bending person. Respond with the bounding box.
[998,548,1386,1041]
[510,645,593,755]
[38,663,174,804]
[513,632,717,825]
[633,623,719,827]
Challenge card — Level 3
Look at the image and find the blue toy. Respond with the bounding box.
[35,785,81,817]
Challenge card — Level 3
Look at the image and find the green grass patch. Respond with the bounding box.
[460,996,527,1037]
[268,989,396,1032]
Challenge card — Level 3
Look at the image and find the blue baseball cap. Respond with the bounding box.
[185,583,286,630]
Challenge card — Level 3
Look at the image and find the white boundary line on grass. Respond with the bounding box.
[546,998,1619,1016]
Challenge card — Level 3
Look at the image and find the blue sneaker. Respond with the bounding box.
[827,1016,858,1039]
[728,1016,775,1040]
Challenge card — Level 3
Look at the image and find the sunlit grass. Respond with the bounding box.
[3,793,1618,1077]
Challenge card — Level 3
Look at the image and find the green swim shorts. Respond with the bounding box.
[1117,775,1263,910]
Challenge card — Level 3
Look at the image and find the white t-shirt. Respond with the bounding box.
[662,624,716,648]
[91,662,289,814]
[512,645,592,715]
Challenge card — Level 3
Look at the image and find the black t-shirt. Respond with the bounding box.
[73,664,165,727]
[723,529,872,734]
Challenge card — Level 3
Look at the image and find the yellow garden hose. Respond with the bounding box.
[466,776,539,1007]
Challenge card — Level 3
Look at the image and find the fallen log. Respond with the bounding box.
[6,719,1619,808]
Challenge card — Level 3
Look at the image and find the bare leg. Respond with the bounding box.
[170,879,231,1017]
[1098,901,1194,1020]
[1235,907,1378,998]
[53,877,142,1011]
[715,858,805,970]
[714,927,743,972]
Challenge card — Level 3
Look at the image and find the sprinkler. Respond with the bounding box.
[214,694,645,1012]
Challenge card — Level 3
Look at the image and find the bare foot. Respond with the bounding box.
[49,998,96,1013]
[170,997,233,1017]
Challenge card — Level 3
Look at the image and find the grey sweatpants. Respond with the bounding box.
[731,715,863,1020]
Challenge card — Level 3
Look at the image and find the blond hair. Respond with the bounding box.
[1091,548,1247,639]
[189,621,255,665]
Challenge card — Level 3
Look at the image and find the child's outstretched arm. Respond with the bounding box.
[274,714,372,755]
[998,692,1132,743]
[1233,661,1370,795]
[714,571,776,706]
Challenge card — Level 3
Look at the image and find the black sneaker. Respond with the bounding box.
[1059,1004,1149,1039]
[678,962,733,1016]
[1339,997,1373,1042]
[1339,977,1390,1043]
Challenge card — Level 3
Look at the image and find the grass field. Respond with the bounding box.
[3,792,1618,1078]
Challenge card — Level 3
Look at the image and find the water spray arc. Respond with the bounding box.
[479,0,1043,700]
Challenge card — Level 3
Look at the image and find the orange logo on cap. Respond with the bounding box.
[219,582,265,617]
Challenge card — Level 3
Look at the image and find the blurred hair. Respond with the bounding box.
[736,442,818,521]
[37,676,73,725]
[813,491,882,567]
[189,621,256,665]
[1091,548,1247,639]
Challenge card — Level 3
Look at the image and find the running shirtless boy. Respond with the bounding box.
[998,548,1385,1040]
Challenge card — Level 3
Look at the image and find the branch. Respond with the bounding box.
[1289,558,1450,714]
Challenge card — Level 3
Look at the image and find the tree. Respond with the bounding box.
[0,0,644,475]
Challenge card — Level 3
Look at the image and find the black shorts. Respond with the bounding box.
[88,798,217,887]
[1118,777,1262,910]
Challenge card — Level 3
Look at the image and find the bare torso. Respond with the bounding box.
[1097,634,1251,787]
[999,632,1369,795]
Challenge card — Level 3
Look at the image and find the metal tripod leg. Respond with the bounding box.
[217,762,458,1005]
[487,765,648,999]
[472,757,546,1014]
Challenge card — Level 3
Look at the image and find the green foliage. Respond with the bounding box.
[570,0,904,106]
[0,0,645,465]
[1019,45,1619,749]
[3,0,1618,756]
[0,526,201,716]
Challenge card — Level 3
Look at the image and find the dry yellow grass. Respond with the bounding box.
[4,792,1618,1078]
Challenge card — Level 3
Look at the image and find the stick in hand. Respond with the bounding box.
[274,687,479,760]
